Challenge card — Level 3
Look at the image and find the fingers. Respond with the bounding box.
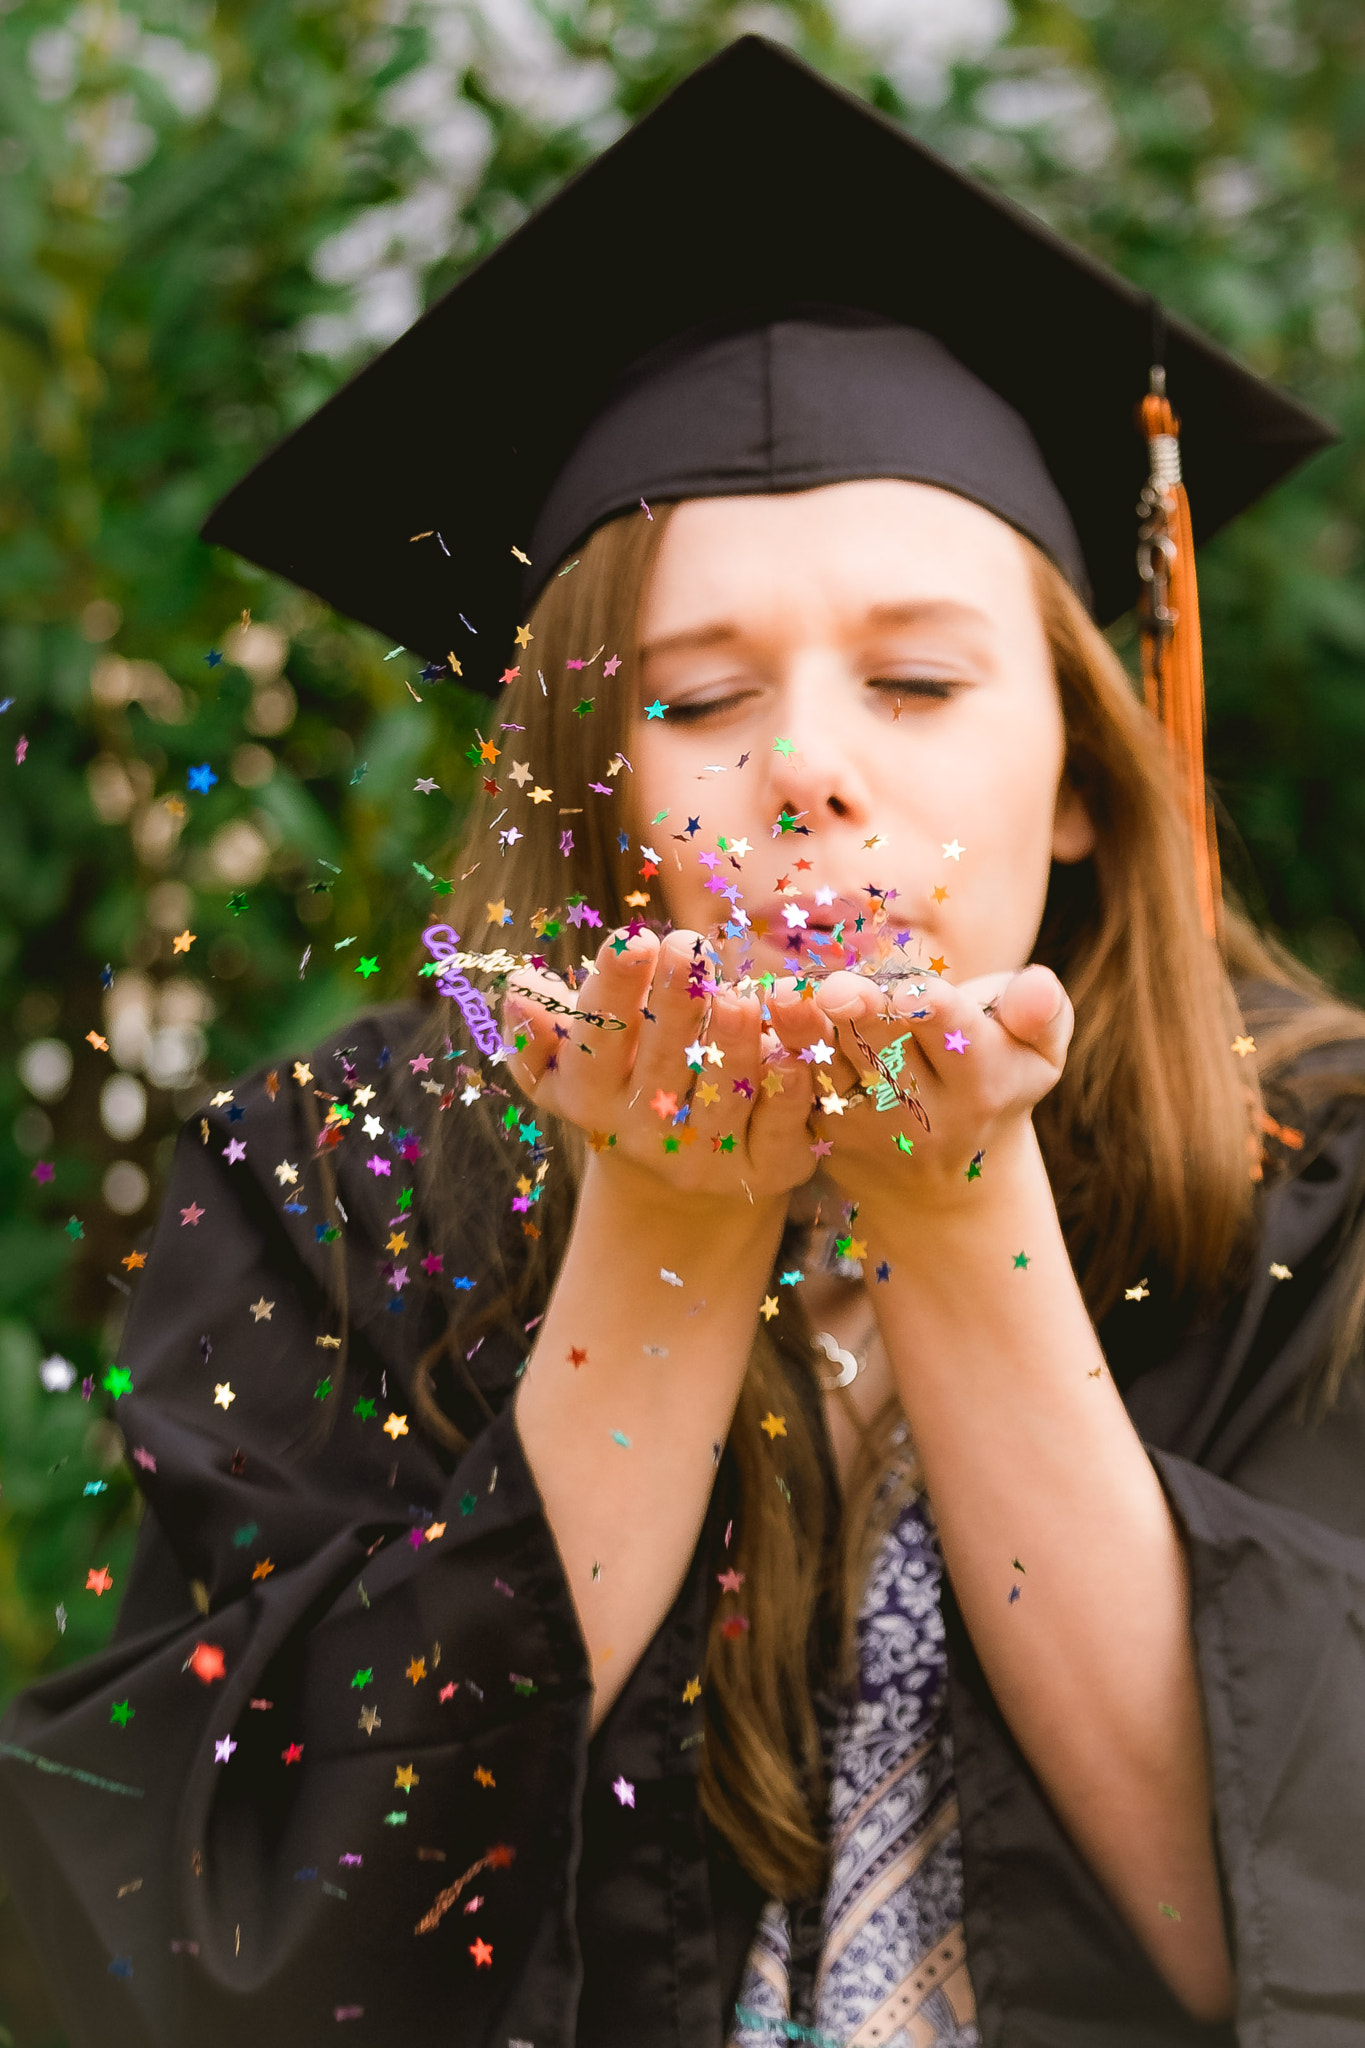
[627,929,714,1114]
[503,929,660,1106]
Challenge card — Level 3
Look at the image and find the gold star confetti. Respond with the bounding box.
[1124,1280,1150,1302]
[759,1296,779,1321]
[682,1677,702,1705]
[172,929,196,954]
[214,1382,235,1409]
[1232,1035,1256,1058]
[394,1764,418,1791]
[406,1656,427,1685]
[249,1298,274,1322]
[1269,1262,1292,1281]
[760,1412,787,1440]
[383,1412,409,1440]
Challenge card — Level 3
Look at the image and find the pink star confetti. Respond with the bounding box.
[366,1155,392,1177]
[944,1030,969,1054]
[180,1203,204,1227]
[611,1776,635,1808]
[223,1138,247,1164]
[215,1735,237,1763]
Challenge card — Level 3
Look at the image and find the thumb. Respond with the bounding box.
[990,965,1073,1068]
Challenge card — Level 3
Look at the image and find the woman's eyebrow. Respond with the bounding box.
[639,621,742,660]
[861,598,995,633]
[640,599,994,661]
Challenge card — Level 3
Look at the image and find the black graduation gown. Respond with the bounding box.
[4,1001,1365,2047]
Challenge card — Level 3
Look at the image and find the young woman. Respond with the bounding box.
[6,38,1365,2048]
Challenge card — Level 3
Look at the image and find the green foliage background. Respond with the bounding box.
[1,0,1363,2036]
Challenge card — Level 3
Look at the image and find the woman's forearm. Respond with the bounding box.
[859,1127,1237,2022]
[515,1152,786,1730]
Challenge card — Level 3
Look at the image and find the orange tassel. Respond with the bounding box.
[1136,381,1221,938]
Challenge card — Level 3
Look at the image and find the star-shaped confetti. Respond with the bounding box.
[188,1642,226,1684]
[1124,1279,1150,1302]
[172,929,196,954]
[1232,1035,1256,1057]
[612,1776,636,1807]
[760,1412,786,1440]
[187,764,217,794]
[109,1698,134,1725]
[1012,1251,1030,1270]
[214,1381,235,1408]
[215,1735,236,1762]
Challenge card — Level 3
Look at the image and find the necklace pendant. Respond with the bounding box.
[813,1330,860,1390]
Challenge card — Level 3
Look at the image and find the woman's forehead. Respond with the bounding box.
[642,481,1034,629]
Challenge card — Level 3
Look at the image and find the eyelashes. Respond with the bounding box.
[648,677,961,724]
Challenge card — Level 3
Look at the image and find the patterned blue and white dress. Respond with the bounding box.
[730,1490,981,2048]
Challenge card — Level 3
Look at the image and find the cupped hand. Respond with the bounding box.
[778,962,1073,1212]
[502,928,821,1205]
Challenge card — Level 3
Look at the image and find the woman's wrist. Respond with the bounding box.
[580,1142,789,1251]
[848,1116,1054,1263]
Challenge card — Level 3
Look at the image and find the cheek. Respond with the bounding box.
[952,690,1066,845]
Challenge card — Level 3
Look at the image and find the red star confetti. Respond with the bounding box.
[86,1566,114,1596]
[188,1642,227,1684]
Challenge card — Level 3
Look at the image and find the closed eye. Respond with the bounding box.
[869,677,959,702]
[651,687,762,725]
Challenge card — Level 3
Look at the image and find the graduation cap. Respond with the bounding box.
[202,33,1335,929]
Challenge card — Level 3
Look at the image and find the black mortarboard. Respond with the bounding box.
[201,34,1335,687]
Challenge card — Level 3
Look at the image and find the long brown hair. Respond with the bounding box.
[406,503,1365,1900]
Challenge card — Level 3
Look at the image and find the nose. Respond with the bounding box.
[765,667,871,830]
